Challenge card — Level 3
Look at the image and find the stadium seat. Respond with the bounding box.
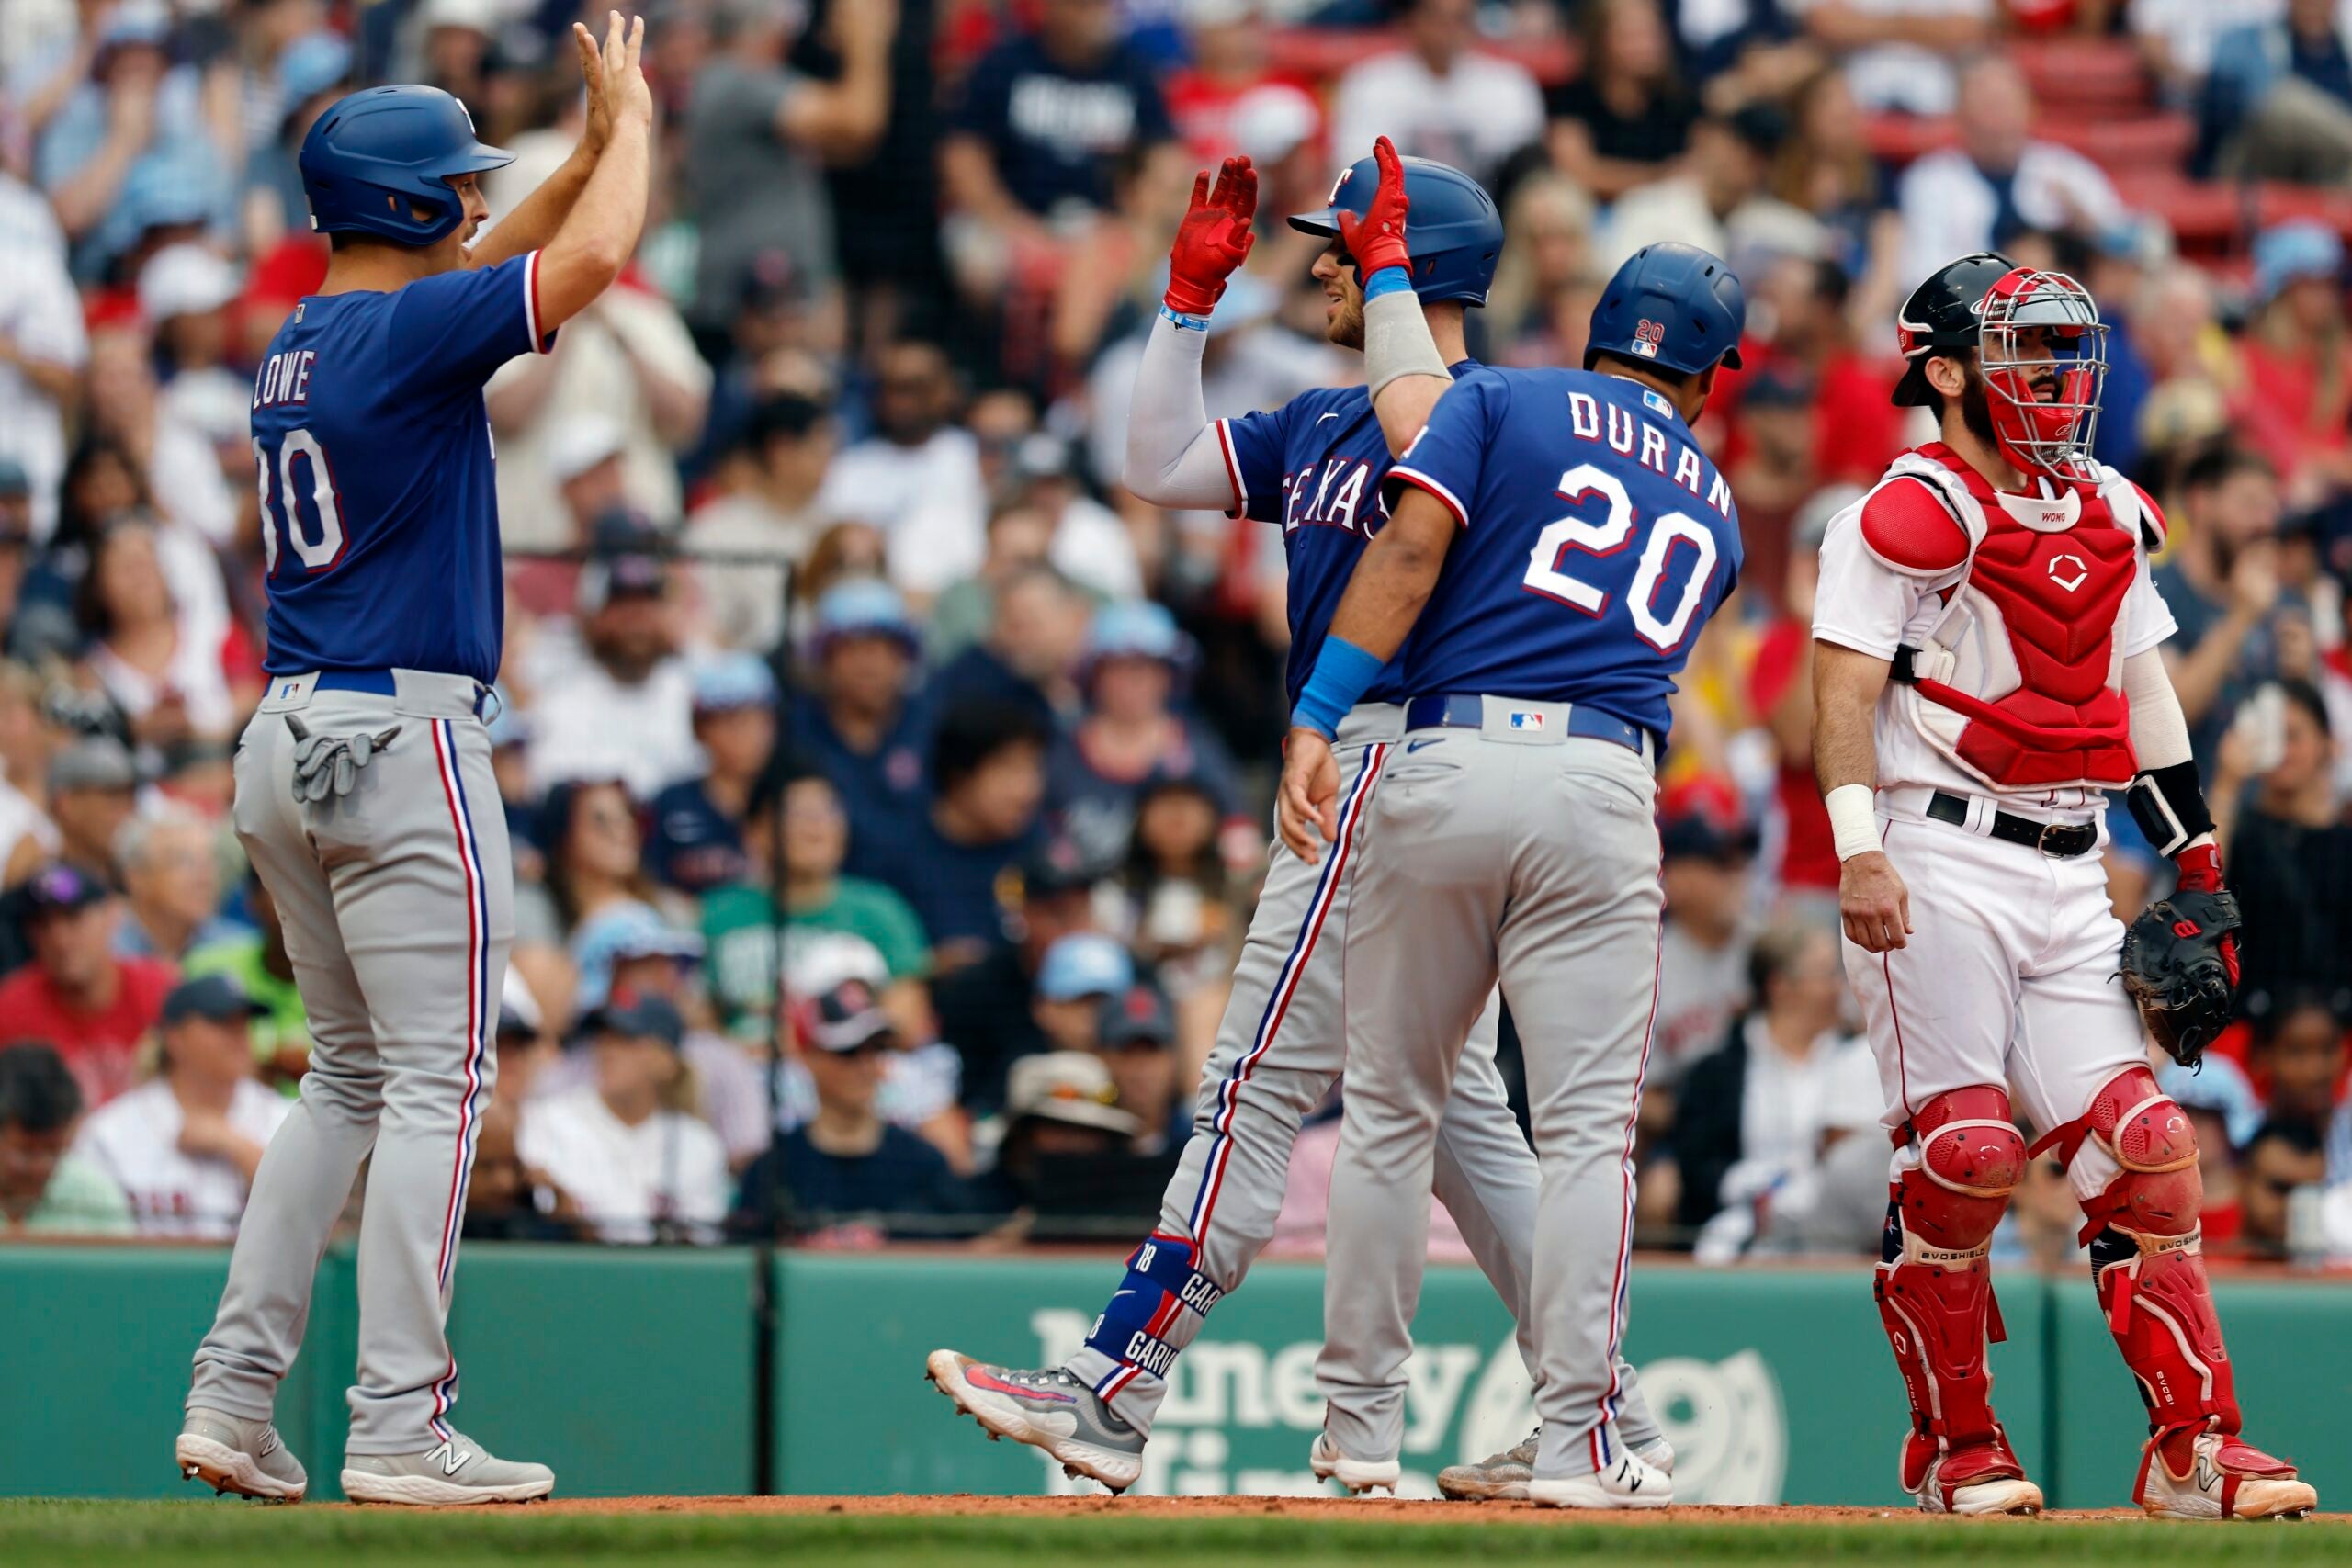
[2012,37,2149,118]
[2256,182,2352,240]
[2140,178,2247,253]
[2039,114,2197,179]
[1863,115,1957,165]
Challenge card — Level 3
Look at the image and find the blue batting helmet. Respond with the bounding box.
[1586,243,1746,377]
[1288,155,1503,307]
[299,85,513,246]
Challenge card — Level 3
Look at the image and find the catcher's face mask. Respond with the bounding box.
[1978,266,2107,481]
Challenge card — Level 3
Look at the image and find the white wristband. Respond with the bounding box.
[1826,784,1882,862]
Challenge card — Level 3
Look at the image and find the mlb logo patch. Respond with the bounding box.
[1632,319,1665,359]
[1510,711,1545,731]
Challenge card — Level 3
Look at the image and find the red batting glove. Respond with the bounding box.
[1163,155,1257,319]
[2174,841,2240,986]
[1334,135,1410,282]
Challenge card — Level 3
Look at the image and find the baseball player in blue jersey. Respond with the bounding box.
[1276,239,1747,1508]
[927,144,1669,1499]
[172,18,653,1506]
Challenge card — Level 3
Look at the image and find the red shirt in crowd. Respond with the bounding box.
[2230,335,2352,481]
[1747,617,1841,895]
[1160,72,1322,164]
[0,957,175,1109]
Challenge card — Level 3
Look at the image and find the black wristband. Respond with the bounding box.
[2125,759,2213,858]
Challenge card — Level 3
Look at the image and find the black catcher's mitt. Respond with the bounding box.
[2120,888,2242,1069]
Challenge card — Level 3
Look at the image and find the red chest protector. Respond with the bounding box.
[1860,445,2153,793]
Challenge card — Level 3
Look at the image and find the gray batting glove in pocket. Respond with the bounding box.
[287,716,402,803]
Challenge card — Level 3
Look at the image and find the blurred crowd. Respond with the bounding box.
[1,0,2350,1264]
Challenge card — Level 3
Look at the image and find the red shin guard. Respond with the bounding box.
[1877,1088,2025,1489]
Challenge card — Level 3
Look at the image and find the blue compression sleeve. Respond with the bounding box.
[1292,635,1385,739]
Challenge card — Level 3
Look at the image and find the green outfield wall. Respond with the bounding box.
[4,1244,2344,1506]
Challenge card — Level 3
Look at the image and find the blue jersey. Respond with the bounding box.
[1385,367,1742,742]
[1218,360,1479,707]
[248,251,553,684]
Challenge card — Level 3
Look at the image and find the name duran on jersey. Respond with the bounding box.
[1404,381,1736,524]
[1382,367,1743,743]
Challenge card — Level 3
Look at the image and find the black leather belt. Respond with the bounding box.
[1927,790,2098,858]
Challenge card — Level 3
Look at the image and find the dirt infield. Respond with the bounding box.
[504,1495,2344,1525]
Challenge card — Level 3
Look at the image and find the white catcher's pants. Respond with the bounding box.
[1843,793,2146,1204]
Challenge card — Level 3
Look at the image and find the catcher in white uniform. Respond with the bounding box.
[1810,253,2318,1520]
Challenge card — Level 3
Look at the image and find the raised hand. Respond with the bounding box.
[1164,154,1258,319]
[594,11,652,133]
[566,21,606,154]
[572,19,612,156]
[1335,135,1410,282]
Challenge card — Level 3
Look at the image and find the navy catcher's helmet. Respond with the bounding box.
[1586,243,1746,377]
[1288,155,1503,307]
[1891,251,2016,407]
[299,85,513,246]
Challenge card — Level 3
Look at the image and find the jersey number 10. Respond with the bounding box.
[253,429,347,575]
[1521,463,1717,653]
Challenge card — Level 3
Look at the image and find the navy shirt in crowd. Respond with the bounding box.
[1044,719,1238,870]
[738,1125,968,1233]
[646,777,752,894]
[860,813,1039,955]
[949,34,1173,217]
[787,698,933,882]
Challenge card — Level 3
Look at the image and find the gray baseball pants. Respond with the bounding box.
[1318,698,1664,1478]
[188,670,511,1455]
[1063,702,1661,1461]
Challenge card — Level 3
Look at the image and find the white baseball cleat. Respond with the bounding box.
[175,1409,307,1502]
[1529,1448,1673,1510]
[341,1432,553,1506]
[1903,1434,2043,1516]
[1439,1426,1675,1502]
[1309,1430,1401,1496]
[2135,1425,2316,1521]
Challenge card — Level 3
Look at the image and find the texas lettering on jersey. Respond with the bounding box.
[1282,453,1376,536]
[1221,368,1489,707]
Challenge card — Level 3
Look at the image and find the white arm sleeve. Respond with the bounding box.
[2124,647,2194,771]
[1122,314,1241,509]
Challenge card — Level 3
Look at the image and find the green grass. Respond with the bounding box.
[1,1503,2345,1568]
